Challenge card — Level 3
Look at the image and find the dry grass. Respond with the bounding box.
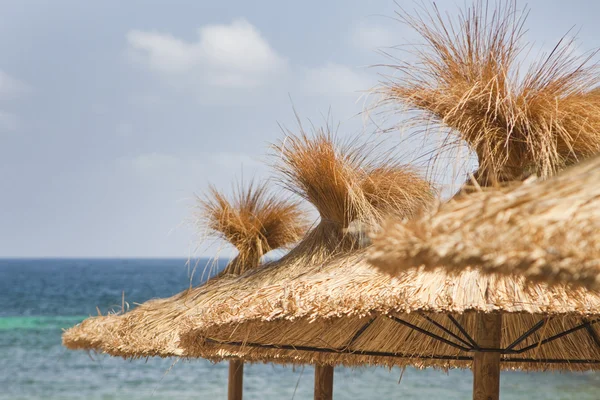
[196,181,307,275]
[174,130,600,372]
[378,0,600,185]
[273,124,434,229]
[181,251,600,371]
[369,153,600,291]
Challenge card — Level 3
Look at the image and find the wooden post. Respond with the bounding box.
[314,364,334,400]
[228,360,243,400]
[472,313,502,400]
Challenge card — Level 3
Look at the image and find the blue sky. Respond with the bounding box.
[1,0,598,257]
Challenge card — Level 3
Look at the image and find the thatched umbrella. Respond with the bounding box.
[62,181,307,400]
[182,128,431,399]
[178,4,600,400]
[372,2,600,397]
[369,152,600,292]
[180,226,600,400]
[63,127,433,399]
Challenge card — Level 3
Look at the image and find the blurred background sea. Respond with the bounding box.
[3,258,600,400]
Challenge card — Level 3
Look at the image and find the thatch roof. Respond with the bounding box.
[61,313,121,351]
[62,127,433,361]
[180,250,600,371]
[369,153,600,292]
[174,143,600,372]
[62,181,307,357]
[378,0,600,185]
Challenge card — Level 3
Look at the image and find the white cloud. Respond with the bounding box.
[127,31,198,73]
[302,63,373,95]
[353,22,398,50]
[127,19,287,88]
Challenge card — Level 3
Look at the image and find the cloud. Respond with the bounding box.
[302,63,373,95]
[127,19,287,88]
[353,22,398,51]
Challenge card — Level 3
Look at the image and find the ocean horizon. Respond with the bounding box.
[3,258,600,399]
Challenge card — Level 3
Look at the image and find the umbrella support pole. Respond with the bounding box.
[228,360,243,400]
[314,364,333,400]
[472,313,502,400]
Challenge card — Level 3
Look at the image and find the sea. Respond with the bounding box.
[2,258,600,400]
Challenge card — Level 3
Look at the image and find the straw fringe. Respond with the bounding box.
[180,252,600,371]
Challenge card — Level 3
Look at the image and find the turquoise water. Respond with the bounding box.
[2,259,600,399]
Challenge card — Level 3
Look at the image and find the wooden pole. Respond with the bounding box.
[314,364,334,400]
[228,360,243,400]
[472,313,502,400]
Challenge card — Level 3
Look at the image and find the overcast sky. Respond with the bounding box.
[1,0,598,258]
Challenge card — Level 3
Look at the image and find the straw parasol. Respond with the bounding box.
[180,218,600,400]
[63,126,433,399]
[62,180,307,400]
[178,4,600,400]
[178,165,600,398]
[179,127,433,399]
[377,0,600,187]
[369,153,600,292]
[179,231,600,395]
[372,4,600,396]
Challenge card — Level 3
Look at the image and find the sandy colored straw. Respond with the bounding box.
[62,126,433,361]
[377,0,600,186]
[181,246,600,371]
[198,181,307,276]
[369,153,600,291]
[176,144,600,372]
[62,181,307,357]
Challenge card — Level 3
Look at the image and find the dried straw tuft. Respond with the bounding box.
[379,0,600,185]
[196,181,307,275]
[369,154,600,290]
[273,124,434,231]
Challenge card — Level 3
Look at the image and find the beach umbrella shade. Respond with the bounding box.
[180,3,600,400]
[62,127,433,400]
[372,3,600,395]
[63,180,308,400]
[178,128,433,399]
[180,223,600,400]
